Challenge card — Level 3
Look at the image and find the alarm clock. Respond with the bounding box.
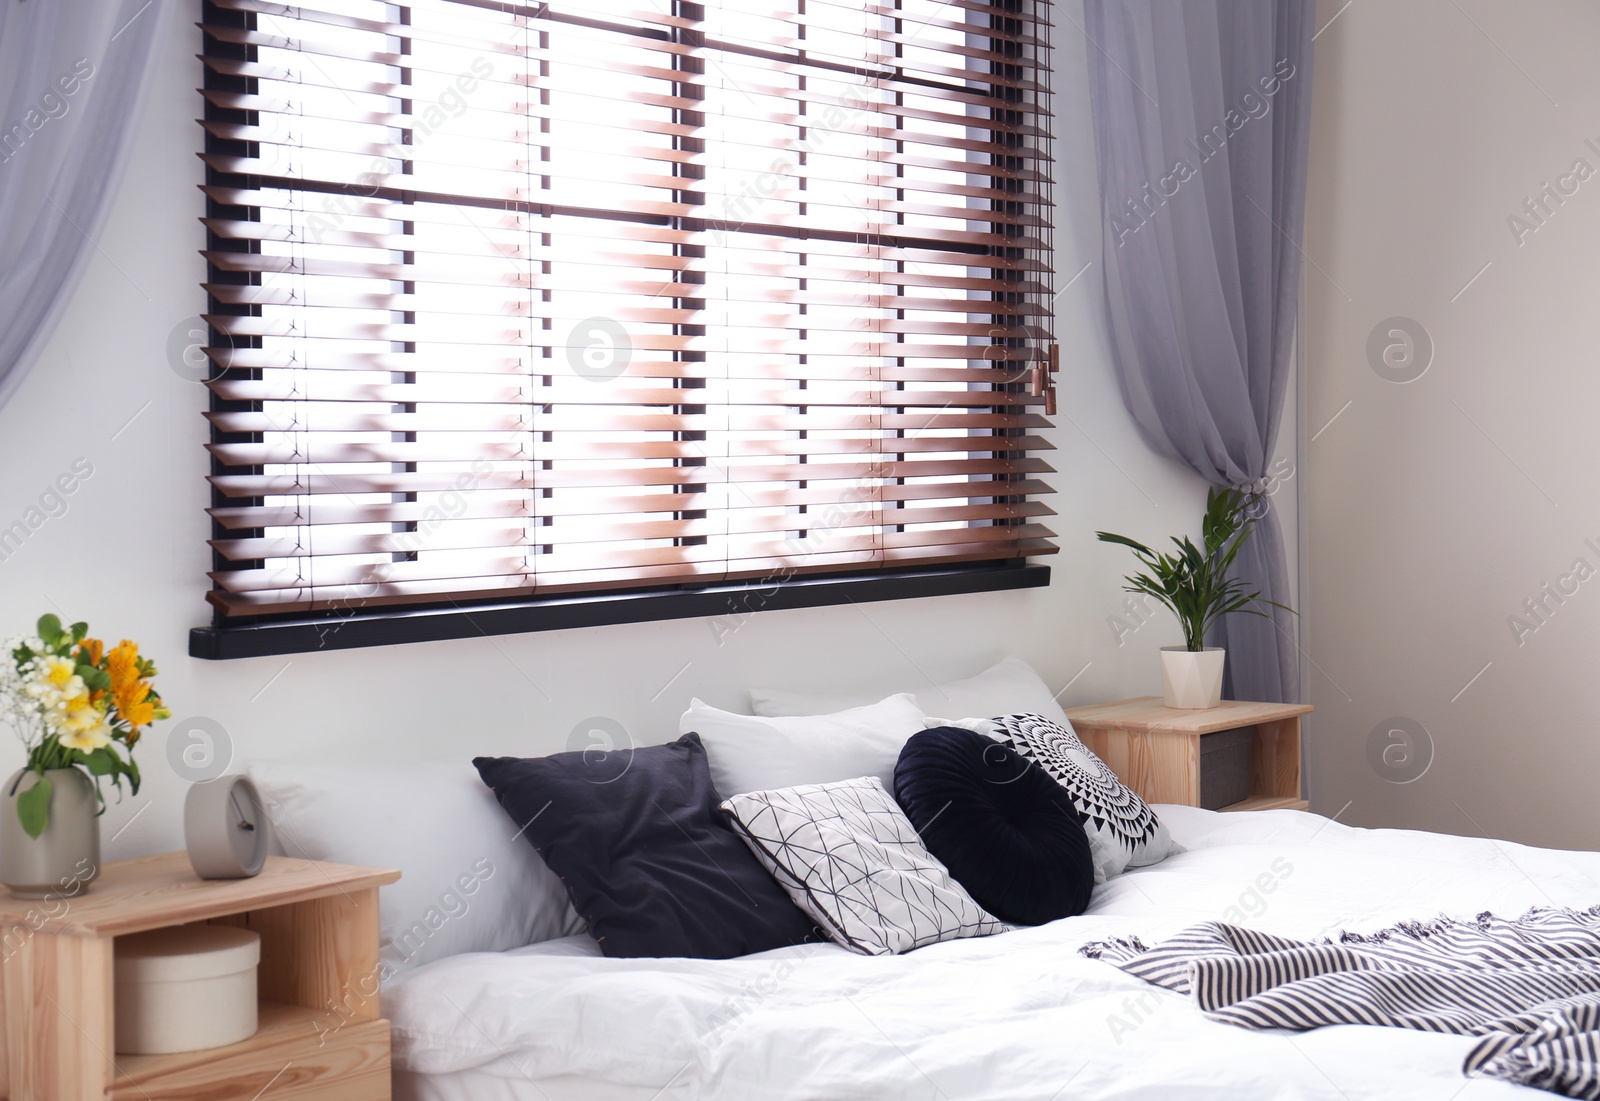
[184,775,271,879]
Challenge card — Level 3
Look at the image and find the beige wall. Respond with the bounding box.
[1305,0,1600,848]
[0,5,1229,860]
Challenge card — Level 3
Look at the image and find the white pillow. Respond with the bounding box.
[721,777,1008,955]
[249,761,584,979]
[679,693,927,797]
[748,657,1072,730]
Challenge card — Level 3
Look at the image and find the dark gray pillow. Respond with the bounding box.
[474,733,816,959]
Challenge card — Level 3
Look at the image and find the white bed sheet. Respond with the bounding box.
[388,807,1600,1100]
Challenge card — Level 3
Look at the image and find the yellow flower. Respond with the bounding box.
[42,655,76,688]
[120,697,155,729]
[108,640,155,728]
[60,701,112,752]
[108,641,139,691]
[63,685,92,715]
[60,723,112,753]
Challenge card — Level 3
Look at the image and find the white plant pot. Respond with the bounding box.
[1160,647,1226,709]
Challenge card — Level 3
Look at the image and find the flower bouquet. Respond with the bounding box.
[1,614,168,837]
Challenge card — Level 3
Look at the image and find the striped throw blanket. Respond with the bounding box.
[1082,908,1600,1098]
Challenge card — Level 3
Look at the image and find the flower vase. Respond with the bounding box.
[0,768,100,898]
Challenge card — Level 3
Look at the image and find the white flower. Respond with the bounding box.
[60,719,112,752]
[2,644,86,749]
[38,655,75,687]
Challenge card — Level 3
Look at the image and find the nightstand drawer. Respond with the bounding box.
[110,1013,390,1101]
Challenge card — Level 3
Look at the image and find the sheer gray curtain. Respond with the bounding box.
[1083,0,1315,703]
[0,0,172,410]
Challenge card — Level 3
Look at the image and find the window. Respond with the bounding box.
[195,0,1057,657]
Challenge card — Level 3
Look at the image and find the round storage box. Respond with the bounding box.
[114,925,261,1055]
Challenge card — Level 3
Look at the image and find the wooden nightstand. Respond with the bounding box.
[1064,697,1313,812]
[0,851,399,1101]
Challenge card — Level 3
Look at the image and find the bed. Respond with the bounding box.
[385,804,1600,1100]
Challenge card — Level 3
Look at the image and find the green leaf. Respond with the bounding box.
[16,776,52,840]
[81,748,118,777]
[36,614,62,644]
[1096,531,1154,555]
[91,774,113,814]
[69,622,87,643]
[78,666,111,692]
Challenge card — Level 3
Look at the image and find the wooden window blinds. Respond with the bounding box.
[199,0,1057,623]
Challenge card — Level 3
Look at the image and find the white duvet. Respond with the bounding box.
[387,808,1600,1100]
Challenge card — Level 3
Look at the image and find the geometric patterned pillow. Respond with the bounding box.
[937,714,1178,884]
[720,777,1008,956]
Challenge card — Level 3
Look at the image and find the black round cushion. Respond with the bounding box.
[893,726,1095,926]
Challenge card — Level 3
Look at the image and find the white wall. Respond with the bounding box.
[1304,0,1600,849]
[0,5,1226,860]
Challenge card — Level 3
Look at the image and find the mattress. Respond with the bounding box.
[388,806,1600,1100]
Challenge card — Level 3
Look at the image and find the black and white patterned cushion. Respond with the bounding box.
[939,713,1178,883]
[720,777,1008,956]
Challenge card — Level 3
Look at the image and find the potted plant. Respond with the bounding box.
[0,614,167,897]
[1096,488,1290,709]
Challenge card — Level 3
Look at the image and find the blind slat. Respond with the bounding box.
[212,503,1057,561]
[209,457,1057,498]
[209,484,1057,528]
[205,410,1054,434]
